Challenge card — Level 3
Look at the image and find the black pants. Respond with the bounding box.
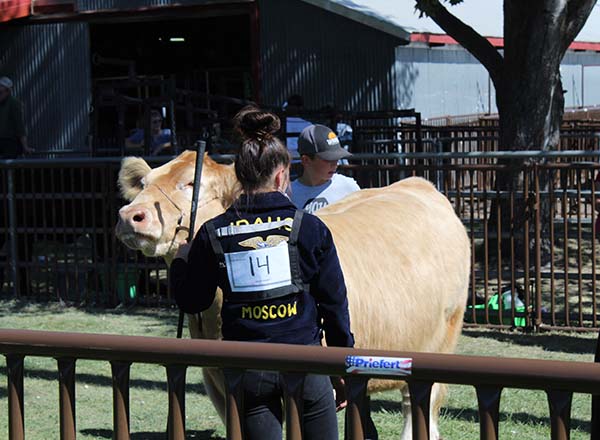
[225,370,338,440]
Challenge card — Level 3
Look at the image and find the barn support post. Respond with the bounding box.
[111,361,132,440]
[281,373,305,440]
[57,357,77,440]
[7,354,24,440]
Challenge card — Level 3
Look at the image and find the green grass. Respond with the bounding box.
[0,300,598,439]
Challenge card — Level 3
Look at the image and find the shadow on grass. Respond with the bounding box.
[371,400,591,433]
[0,298,180,320]
[80,428,224,439]
[441,406,590,433]
[0,367,208,399]
[462,328,597,355]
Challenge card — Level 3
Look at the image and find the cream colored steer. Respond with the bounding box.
[115,151,470,440]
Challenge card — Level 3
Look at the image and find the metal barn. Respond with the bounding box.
[2,0,600,151]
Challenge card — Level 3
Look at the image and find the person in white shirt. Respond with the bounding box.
[290,124,360,213]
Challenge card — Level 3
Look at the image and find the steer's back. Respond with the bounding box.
[317,177,470,358]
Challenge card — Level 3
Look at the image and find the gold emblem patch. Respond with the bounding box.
[238,235,289,249]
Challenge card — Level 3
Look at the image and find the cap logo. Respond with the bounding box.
[326,131,339,146]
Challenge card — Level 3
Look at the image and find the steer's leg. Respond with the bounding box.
[399,383,443,440]
[203,368,226,422]
[399,386,412,440]
[428,382,445,440]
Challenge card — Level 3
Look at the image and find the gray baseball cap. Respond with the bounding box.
[297,124,352,161]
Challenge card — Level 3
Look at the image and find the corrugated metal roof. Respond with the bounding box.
[298,0,410,41]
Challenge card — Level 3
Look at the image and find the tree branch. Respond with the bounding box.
[561,0,597,54]
[415,0,504,85]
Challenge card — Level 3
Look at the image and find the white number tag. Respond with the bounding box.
[224,243,292,292]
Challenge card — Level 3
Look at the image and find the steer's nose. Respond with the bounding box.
[118,204,153,232]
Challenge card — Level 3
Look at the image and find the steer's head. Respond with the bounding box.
[116,150,240,262]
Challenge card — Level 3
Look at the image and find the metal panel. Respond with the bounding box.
[561,51,600,109]
[396,44,600,120]
[258,0,400,112]
[0,22,91,151]
[395,45,496,120]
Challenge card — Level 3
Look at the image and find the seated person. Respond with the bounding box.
[125,109,173,155]
[289,124,360,213]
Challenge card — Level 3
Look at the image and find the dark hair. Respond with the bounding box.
[233,106,290,193]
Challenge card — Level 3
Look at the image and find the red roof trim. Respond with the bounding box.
[0,0,31,22]
[411,32,600,52]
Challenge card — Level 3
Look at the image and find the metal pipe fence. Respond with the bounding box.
[2,150,600,330]
[2,328,600,440]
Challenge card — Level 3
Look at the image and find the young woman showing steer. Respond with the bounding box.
[170,106,354,440]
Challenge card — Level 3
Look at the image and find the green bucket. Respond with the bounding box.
[116,269,137,303]
[467,292,527,327]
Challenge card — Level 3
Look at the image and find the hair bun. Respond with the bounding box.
[234,106,281,140]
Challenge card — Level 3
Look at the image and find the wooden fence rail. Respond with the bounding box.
[2,329,600,439]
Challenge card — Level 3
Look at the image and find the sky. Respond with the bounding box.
[330,0,600,42]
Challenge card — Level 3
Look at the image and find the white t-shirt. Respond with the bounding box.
[290,173,360,213]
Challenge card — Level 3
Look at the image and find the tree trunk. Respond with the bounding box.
[414,0,598,268]
[493,3,566,268]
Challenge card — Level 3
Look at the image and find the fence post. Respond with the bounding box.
[7,354,24,440]
[111,361,132,440]
[345,376,369,440]
[281,373,305,440]
[534,164,543,330]
[6,167,18,296]
[224,369,244,440]
[434,138,444,191]
[409,380,433,440]
[476,386,502,440]
[546,389,572,440]
[166,364,187,440]
[57,357,77,440]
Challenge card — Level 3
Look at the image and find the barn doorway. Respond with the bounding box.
[89,14,252,154]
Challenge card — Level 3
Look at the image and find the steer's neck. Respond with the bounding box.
[217,161,242,210]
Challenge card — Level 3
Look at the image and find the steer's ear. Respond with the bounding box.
[118,157,152,201]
